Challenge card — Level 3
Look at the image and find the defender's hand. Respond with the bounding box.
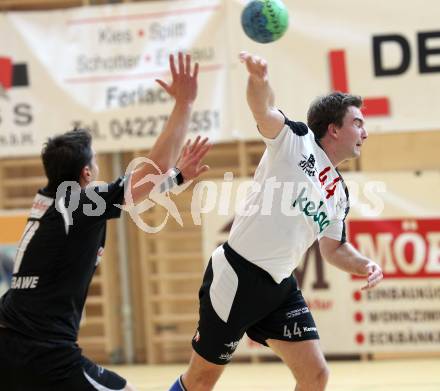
[176,136,211,182]
[239,51,268,82]
[156,52,199,104]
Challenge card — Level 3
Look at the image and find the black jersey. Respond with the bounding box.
[0,177,126,343]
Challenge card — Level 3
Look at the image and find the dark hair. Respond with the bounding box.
[307,92,363,140]
[41,128,93,193]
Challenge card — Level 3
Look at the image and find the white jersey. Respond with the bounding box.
[228,116,350,283]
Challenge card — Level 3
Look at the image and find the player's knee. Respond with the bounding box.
[296,364,329,391]
[316,365,330,388]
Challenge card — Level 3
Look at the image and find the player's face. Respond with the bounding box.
[337,106,368,159]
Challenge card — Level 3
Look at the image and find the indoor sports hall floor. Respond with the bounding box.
[110,358,440,390]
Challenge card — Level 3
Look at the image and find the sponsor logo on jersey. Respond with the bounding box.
[336,196,348,212]
[224,340,240,351]
[218,352,233,361]
[11,275,39,289]
[286,306,310,319]
[293,187,331,233]
[29,194,53,219]
[298,154,317,177]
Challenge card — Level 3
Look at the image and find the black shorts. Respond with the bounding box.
[192,242,319,365]
[0,327,126,391]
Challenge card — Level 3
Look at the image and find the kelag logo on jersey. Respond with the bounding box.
[292,187,330,233]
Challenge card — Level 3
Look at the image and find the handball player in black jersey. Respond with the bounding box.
[0,53,210,391]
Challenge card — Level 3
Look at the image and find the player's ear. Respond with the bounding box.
[80,165,92,184]
[327,123,338,139]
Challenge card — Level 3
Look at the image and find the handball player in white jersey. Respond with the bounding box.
[167,53,384,391]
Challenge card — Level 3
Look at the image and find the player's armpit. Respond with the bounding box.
[255,108,286,139]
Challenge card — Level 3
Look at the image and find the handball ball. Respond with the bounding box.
[241,0,289,44]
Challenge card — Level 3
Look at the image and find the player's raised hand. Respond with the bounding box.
[176,136,211,182]
[239,51,268,82]
[156,52,199,105]
[361,261,383,290]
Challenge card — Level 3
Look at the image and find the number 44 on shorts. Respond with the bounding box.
[283,323,302,339]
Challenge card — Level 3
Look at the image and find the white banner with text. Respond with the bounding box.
[1,0,439,157]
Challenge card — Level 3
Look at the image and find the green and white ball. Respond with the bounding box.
[241,0,289,44]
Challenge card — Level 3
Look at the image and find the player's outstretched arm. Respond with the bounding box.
[129,52,200,202]
[128,137,211,204]
[239,51,285,139]
[319,237,384,290]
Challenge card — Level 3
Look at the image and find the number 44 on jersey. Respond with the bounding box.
[283,323,302,339]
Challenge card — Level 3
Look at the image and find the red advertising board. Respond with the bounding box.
[349,218,440,279]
